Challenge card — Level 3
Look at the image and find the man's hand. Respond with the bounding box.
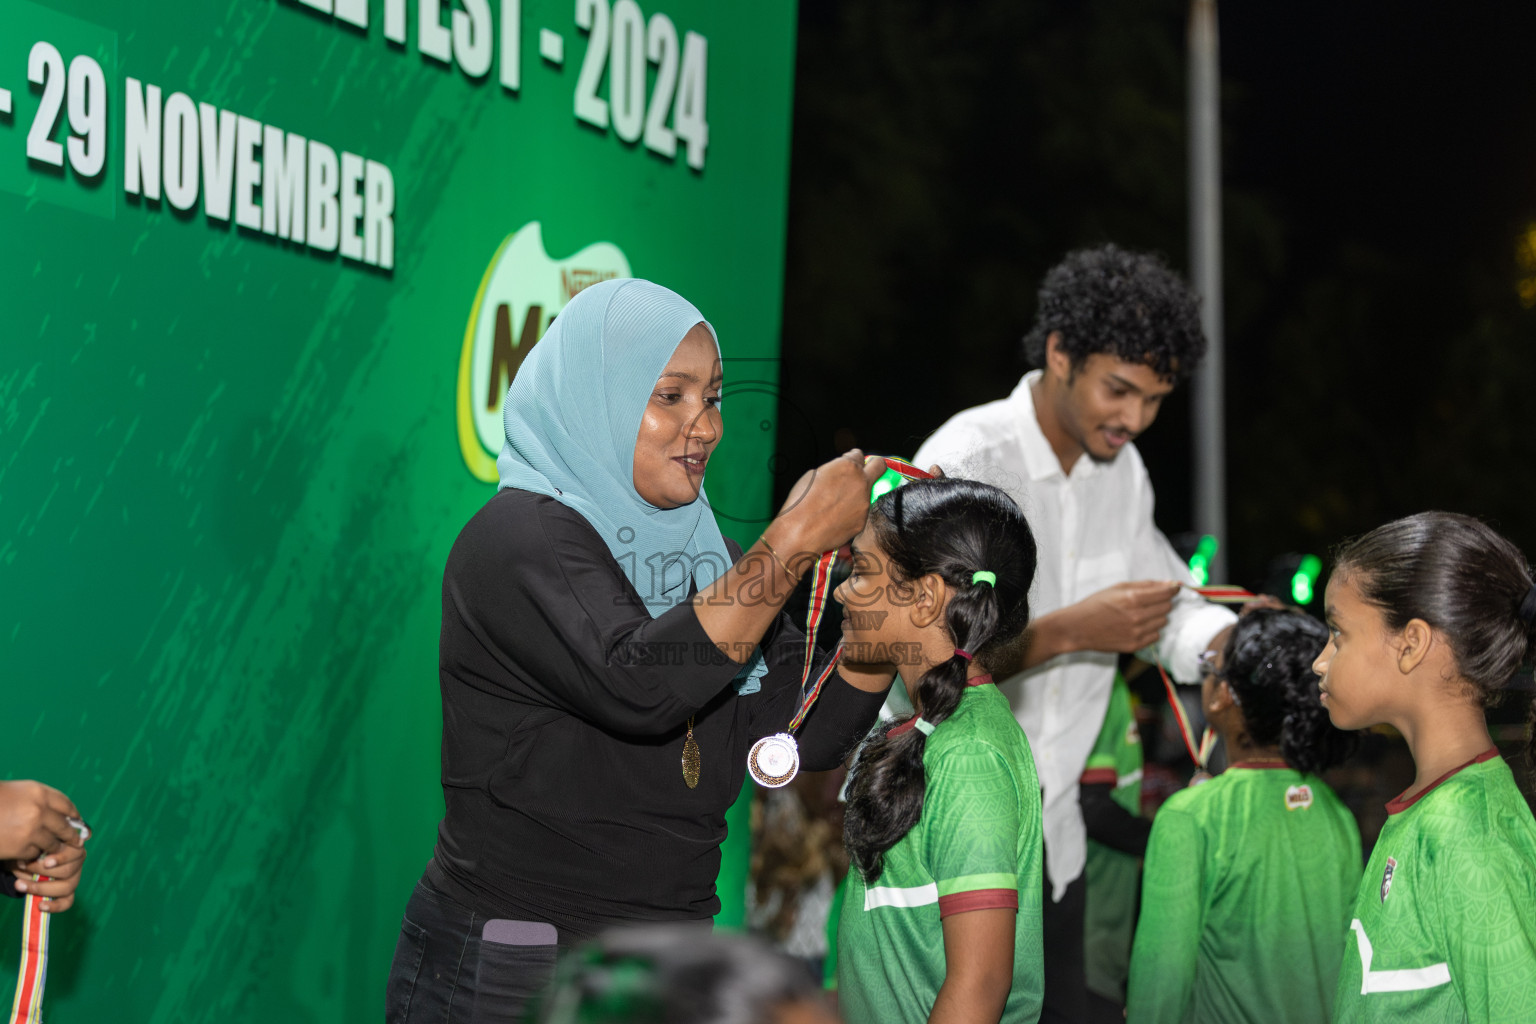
[1060,580,1180,654]
[0,781,84,862]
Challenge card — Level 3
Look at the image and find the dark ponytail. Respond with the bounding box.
[843,479,1037,882]
[1222,608,1356,774]
[1333,511,1536,772]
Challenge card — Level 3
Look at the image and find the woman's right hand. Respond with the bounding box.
[770,450,886,559]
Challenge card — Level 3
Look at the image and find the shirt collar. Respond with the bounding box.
[1010,370,1098,482]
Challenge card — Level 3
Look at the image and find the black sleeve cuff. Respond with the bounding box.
[1081,782,1152,856]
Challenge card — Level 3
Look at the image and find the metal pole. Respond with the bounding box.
[1189,0,1227,582]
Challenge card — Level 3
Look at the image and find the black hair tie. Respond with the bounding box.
[1520,583,1536,627]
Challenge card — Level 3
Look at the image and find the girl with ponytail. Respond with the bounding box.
[833,478,1043,1024]
[1311,512,1536,1023]
[1126,608,1362,1023]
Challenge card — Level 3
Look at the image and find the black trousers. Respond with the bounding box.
[1041,863,1088,1024]
[385,874,558,1024]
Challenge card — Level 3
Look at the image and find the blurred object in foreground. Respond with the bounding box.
[527,923,836,1024]
[749,773,849,979]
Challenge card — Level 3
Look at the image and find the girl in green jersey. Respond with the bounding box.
[833,478,1045,1024]
[1314,512,1536,1023]
[1127,608,1361,1023]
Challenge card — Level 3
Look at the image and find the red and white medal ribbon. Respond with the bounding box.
[748,458,933,788]
[871,455,932,481]
[9,817,88,1024]
[8,881,51,1024]
[1156,584,1258,769]
[1155,657,1220,770]
[1185,583,1263,604]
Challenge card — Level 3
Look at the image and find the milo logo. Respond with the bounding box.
[456,221,632,481]
[1284,784,1314,811]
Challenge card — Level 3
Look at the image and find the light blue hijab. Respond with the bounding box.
[497,278,764,693]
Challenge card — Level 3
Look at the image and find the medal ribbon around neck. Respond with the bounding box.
[9,818,89,1024]
[1156,583,1258,769]
[748,458,934,788]
[1155,657,1220,770]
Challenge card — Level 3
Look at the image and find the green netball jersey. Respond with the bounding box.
[838,682,1044,1024]
[1335,750,1536,1024]
[1127,764,1361,1024]
[1083,675,1143,1003]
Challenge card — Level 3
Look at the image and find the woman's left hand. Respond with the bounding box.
[770,451,888,559]
[9,841,87,912]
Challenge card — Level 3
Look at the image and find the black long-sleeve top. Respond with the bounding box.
[427,489,888,943]
[1081,782,1152,856]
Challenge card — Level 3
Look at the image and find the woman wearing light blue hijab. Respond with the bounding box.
[387,279,895,1024]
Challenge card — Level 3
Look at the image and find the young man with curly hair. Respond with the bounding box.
[913,244,1235,1024]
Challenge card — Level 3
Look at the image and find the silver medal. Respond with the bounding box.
[747,732,800,788]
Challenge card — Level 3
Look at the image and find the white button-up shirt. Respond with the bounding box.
[913,370,1234,899]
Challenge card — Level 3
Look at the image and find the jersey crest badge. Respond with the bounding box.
[1380,856,1398,903]
[1284,784,1313,811]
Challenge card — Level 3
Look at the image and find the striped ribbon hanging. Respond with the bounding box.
[8,880,51,1024]
[1157,584,1259,769]
[1155,658,1220,769]
[797,550,840,691]
[9,817,88,1024]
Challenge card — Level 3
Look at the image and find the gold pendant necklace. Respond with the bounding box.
[681,716,701,788]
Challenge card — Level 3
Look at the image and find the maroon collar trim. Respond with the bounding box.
[886,676,994,738]
[1230,760,1292,770]
[1386,748,1500,815]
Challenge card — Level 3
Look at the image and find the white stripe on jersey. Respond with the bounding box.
[864,882,939,910]
[1117,768,1143,789]
[1349,919,1453,993]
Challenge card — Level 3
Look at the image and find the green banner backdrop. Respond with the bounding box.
[0,0,796,1018]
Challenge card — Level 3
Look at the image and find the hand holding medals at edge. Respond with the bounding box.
[1,778,92,1024]
[746,455,942,790]
[0,779,90,910]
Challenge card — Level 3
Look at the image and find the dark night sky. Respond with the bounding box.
[778,0,1536,590]
[1224,0,1536,262]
